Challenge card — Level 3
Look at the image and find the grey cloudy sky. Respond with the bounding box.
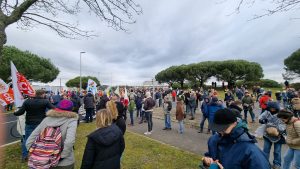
[6,0,300,86]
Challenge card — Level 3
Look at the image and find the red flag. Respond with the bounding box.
[0,79,14,106]
[17,72,35,97]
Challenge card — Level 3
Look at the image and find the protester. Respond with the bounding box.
[176,97,185,134]
[106,99,126,135]
[188,91,197,120]
[26,99,78,169]
[208,96,223,134]
[128,98,136,126]
[259,101,286,169]
[162,96,172,130]
[201,108,270,169]
[228,100,243,119]
[199,97,210,134]
[224,90,234,107]
[277,109,300,169]
[96,93,109,111]
[144,91,156,135]
[291,92,300,117]
[135,92,143,118]
[81,109,125,169]
[242,90,255,123]
[14,89,55,162]
[84,91,96,123]
[259,92,271,114]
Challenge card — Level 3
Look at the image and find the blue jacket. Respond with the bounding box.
[201,99,210,117]
[206,125,270,169]
[208,102,223,122]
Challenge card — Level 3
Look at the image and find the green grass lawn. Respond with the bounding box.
[1,122,201,169]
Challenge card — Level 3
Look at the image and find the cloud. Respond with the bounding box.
[5,0,300,86]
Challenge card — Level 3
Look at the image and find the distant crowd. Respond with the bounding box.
[11,83,300,169]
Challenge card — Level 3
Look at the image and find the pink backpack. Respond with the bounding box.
[28,126,63,169]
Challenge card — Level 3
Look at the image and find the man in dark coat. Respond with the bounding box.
[202,109,270,169]
[84,91,95,123]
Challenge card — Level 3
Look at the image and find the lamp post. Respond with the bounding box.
[80,51,85,93]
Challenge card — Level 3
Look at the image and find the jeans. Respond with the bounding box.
[159,99,162,107]
[283,148,300,169]
[136,108,142,117]
[129,110,134,125]
[190,106,195,118]
[263,137,282,167]
[244,108,255,122]
[21,135,27,158]
[145,111,153,132]
[85,108,94,122]
[25,124,39,154]
[178,120,184,134]
[200,115,210,131]
[164,113,171,129]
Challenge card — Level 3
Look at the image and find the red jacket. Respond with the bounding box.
[259,95,270,109]
[172,91,176,97]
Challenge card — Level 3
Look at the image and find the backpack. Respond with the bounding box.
[28,126,63,169]
[128,100,136,112]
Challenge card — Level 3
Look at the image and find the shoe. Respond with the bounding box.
[167,128,172,130]
[198,130,203,133]
[21,156,28,163]
[162,128,168,130]
[144,131,150,135]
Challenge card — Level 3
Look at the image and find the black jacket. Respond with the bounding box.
[84,93,95,109]
[81,124,125,169]
[14,97,55,125]
[96,95,109,111]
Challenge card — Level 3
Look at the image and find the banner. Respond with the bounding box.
[11,61,35,107]
[104,86,111,97]
[86,79,97,95]
[0,79,14,106]
[114,86,120,96]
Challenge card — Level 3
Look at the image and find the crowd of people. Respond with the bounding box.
[11,84,300,169]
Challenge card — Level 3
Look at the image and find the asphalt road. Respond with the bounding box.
[1,113,20,146]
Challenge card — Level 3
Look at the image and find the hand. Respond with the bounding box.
[202,157,214,167]
[215,160,224,169]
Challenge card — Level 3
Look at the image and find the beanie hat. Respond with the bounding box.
[56,99,73,111]
[209,108,237,132]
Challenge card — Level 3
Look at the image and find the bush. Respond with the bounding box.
[291,83,300,90]
[236,79,281,88]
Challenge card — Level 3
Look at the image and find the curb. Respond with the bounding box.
[0,140,20,148]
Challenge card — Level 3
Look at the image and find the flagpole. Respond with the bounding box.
[80,51,85,93]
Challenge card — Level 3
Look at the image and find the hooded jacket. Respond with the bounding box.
[26,109,78,166]
[201,97,210,117]
[81,124,125,169]
[208,99,223,123]
[205,122,270,169]
[84,93,95,109]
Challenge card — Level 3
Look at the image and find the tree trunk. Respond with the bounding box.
[0,22,7,59]
[180,81,184,89]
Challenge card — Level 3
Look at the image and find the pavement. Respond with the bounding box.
[126,104,288,163]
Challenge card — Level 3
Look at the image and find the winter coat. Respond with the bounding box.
[291,98,300,110]
[144,97,155,112]
[208,102,223,123]
[81,124,125,169]
[206,124,270,169]
[201,98,210,117]
[26,109,78,167]
[236,90,244,100]
[176,101,184,121]
[188,95,196,108]
[135,96,143,109]
[242,96,254,110]
[14,97,55,125]
[285,118,300,149]
[259,95,270,110]
[114,101,126,134]
[84,93,95,109]
[71,96,81,113]
[259,110,286,143]
[224,94,234,102]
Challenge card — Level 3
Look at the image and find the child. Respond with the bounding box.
[81,109,125,169]
[176,98,185,134]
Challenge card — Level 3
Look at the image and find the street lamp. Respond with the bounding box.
[80,51,86,92]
